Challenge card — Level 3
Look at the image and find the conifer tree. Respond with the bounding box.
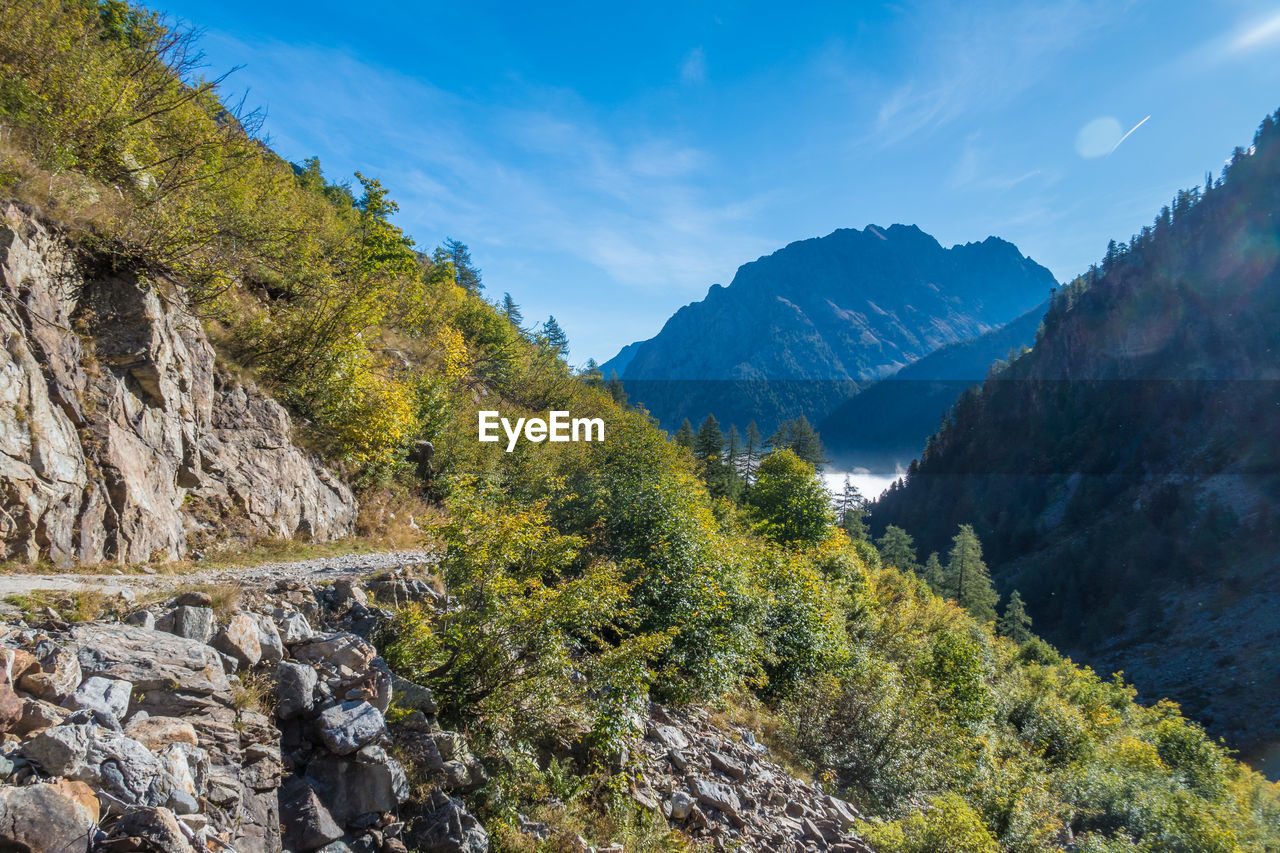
[944,524,999,623]
[743,421,763,483]
[694,414,725,461]
[923,552,945,591]
[443,237,482,292]
[999,590,1033,643]
[876,525,920,574]
[501,292,523,326]
[838,477,868,541]
[674,418,695,449]
[768,416,827,469]
[538,316,568,356]
[605,371,628,406]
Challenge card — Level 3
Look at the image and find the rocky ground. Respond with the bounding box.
[0,554,875,853]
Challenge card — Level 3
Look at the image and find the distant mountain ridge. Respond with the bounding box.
[820,300,1048,472]
[601,224,1057,432]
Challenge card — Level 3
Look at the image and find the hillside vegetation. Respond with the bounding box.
[1,2,1278,850]
[873,108,1280,774]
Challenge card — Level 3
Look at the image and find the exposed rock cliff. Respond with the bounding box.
[0,205,355,565]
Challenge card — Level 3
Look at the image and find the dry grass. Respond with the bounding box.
[232,669,276,715]
[5,589,112,623]
[708,693,813,784]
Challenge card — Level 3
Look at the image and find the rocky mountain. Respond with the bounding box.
[0,559,874,853]
[872,109,1280,774]
[0,205,356,566]
[820,301,1047,472]
[600,224,1057,433]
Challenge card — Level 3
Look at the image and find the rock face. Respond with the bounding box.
[0,204,356,566]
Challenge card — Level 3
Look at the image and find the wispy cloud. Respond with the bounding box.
[1186,9,1280,65]
[948,134,1046,191]
[207,35,773,358]
[867,1,1122,146]
[681,47,707,84]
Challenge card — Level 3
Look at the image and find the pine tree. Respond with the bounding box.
[605,371,628,406]
[674,418,695,449]
[743,421,763,483]
[923,552,944,590]
[694,414,725,461]
[580,359,603,387]
[876,525,920,574]
[837,477,868,541]
[944,524,999,623]
[999,590,1034,643]
[539,316,568,356]
[443,238,482,292]
[768,416,827,469]
[501,292,523,326]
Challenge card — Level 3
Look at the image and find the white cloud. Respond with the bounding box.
[681,47,707,84]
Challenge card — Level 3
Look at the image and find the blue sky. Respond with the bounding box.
[158,0,1280,364]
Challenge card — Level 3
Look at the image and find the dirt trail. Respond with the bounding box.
[0,550,435,599]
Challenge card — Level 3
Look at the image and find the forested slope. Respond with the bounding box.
[0,2,1277,850]
[874,109,1280,774]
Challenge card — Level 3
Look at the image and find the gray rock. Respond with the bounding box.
[389,674,438,714]
[70,624,230,715]
[669,790,695,820]
[647,723,689,750]
[305,745,409,825]
[63,675,131,719]
[21,722,194,814]
[171,605,216,643]
[281,777,345,851]
[689,777,741,817]
[0,206,356,566]
[276,610,314,644]
[277,661,319,719]
[18,644,81,702]
[316,700,386,755]
[709,750,747,781]
[213,612,262,669]
[125,610,156,630]
[106,806,194,853]
[0,778,99,853]
[409,790,488,853]
[293,633,377,672]
[255,613,284,665]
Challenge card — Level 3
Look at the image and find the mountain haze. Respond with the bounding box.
[820,301,1048,472]
[601,224,1057,432]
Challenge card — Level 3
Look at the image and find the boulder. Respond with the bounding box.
[63,675,132,719]
[171,604,216,643]
[14,695,69,736]
[20,722,195,814]
[647,723,689,750]
[275,610,314,644]
[125,715,200,751]
[293,633,376,672]
[105,806,195,853]
[18,644,82,702]
[408,790,489,853]
[0,779,98,853]
[688,777,741,817]
[389,674,437,714]
[70,624,229,714]
[315,701,386,755]
[277,661,319,719]
[124,610,156,630]
[213,612,262,669]
[255,613,284,666]
[668,790,695,820]
[281,777,345,851]
[305,745,409,825]
[709,751,747,781]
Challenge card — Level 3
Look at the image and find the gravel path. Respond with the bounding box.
[0,550,436,599]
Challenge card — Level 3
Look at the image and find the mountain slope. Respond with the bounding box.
[819,300,1048,472]
[872,109,1280,774]
[601,225,1057,432]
